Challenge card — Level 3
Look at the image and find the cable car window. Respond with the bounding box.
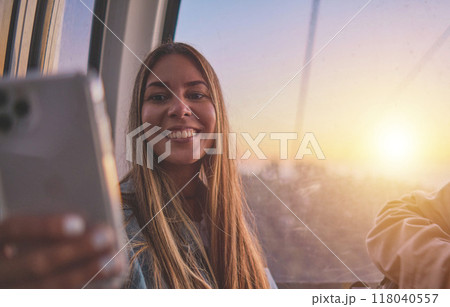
[175,0,450,287]
[0,0,94,78]
[57,0,94,73]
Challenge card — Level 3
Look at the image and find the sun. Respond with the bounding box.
[375,122,417,166]
[381,129,413,161]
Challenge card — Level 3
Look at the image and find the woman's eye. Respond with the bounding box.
[187,93,206,100]
[148,94,167,102]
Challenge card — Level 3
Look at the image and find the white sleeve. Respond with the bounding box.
[366,183,450,288]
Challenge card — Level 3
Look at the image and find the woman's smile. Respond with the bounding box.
[165,126,200,142]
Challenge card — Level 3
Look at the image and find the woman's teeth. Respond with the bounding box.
[167,129,197,139]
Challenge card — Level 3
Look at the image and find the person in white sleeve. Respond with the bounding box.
[367,183,450,288]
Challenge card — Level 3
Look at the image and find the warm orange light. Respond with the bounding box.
[375,120,417,169]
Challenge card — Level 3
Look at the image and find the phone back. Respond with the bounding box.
[0,73,122,225]
[0,73,129,287]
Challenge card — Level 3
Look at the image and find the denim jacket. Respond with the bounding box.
[120,180,277,289]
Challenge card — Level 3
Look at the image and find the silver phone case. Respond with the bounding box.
[0,73,128,288]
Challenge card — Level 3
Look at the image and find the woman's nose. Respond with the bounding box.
[167,98,192,118]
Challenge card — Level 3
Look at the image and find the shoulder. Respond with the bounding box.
[119,178,156,288]
[376,183,450,231]
[119,178,148,245]
[119,178,143,239]
[120,178,136,211]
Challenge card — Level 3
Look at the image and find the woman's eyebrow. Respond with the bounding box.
[146,81,168,89]
[185,80,208,88]
[145,81,207,89]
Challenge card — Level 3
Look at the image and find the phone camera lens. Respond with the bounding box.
[0,113,13,133]
[0,90,7,108]
[14,99,30,118]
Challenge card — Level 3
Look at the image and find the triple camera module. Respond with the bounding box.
[0,88,31,134]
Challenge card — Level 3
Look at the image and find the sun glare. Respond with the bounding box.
[381,129,413,161]
[375,121,417,168]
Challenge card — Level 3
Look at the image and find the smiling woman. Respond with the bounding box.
[120,42,275,288]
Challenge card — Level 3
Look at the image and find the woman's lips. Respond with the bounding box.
[165,128,198,143]
[166,128,197,139]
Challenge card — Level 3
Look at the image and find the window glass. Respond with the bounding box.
[176,0,450,286]
[57,0,95,73]
[0,0,94,77]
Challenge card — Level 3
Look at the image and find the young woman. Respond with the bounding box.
[120,42,274,289]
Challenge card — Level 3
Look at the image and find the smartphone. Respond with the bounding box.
[0,73,128,288]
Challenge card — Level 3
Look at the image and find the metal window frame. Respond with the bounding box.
[88,0,182,177]
[27,0,54,72]
[88,0,108,72]
[1,0,65,78]
[7,0,38,77]
[87,0,181,73]
[1,0,19,77]
[39,0,65,74]
[161,0,180,43]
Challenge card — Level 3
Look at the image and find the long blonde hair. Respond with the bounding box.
[123,42,269,288]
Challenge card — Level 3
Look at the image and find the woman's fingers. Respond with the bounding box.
[0,244,17,260]
[20,253,123,289]
[0,214,86,244]
[0,226,117,287]
[0,215,126,288]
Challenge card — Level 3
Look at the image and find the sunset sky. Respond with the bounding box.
[176,0,450,187]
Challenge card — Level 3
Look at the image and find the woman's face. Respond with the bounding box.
[141,54,217,167]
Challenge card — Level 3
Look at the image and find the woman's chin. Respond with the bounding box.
[159,156,201,168]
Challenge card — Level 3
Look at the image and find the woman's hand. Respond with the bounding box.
[0,214,125,288]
